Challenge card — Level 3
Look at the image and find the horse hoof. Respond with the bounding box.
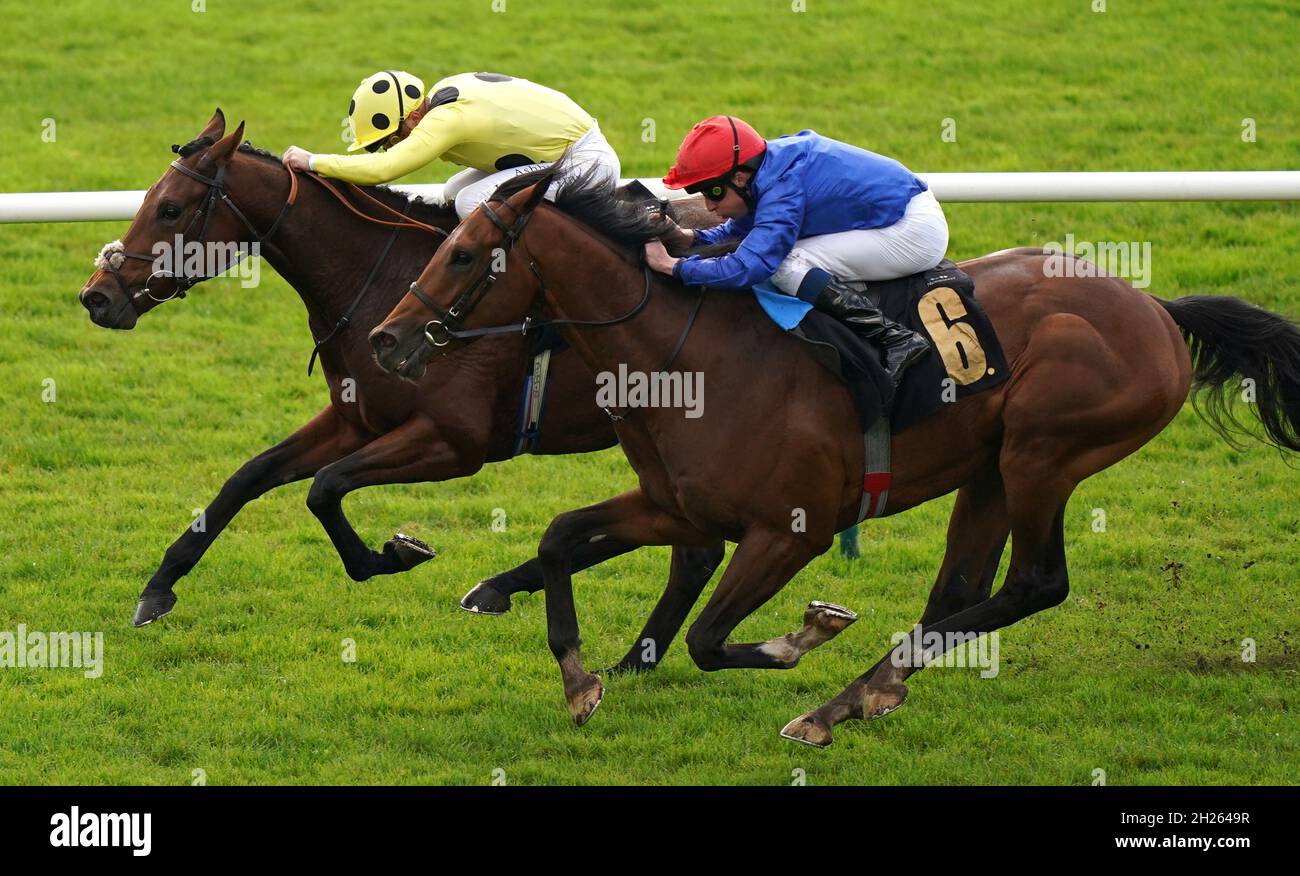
[805,600,859,635]
[780,712,833,748]
[133,590,177,627]
[862,682,909,720]
[459,581,512,615]
[387,532,436,571]
[567,675,604,726]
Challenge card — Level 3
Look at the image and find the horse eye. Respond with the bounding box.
[451,249,473,266]
[159,203,182,221]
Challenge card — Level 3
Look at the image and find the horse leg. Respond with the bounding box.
[134,406,365,626]
[463,537,722,634]
[760,472,1007,703]
[783,309,1187,747]
[536,490,716,724]
[782,487,1071,748]
[682,530,841,672]
[304,414,469,581]
[604,541,727,674]
[460,537,638,615]
[918,470,1010,625]
[466,537,723,671]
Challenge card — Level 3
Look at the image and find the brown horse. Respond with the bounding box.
[370,164,1300,746]
[77,110,725,671]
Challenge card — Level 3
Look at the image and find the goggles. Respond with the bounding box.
[684,177,731,202]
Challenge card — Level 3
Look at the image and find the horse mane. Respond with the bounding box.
[167,135,455,225]
[489,158,739,259]
[491,159,676,251]
[172,135,215,157]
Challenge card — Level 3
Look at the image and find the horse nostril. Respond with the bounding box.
[81,290,110,311]
[369,329,397,353]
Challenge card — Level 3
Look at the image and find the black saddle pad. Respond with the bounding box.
[789,260,1008,433]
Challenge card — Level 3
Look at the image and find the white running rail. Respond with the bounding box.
[3,171,1299,224]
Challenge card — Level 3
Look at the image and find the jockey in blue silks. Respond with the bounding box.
[644,115,944,385]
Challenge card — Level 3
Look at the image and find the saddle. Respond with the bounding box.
[790,259,1008,434]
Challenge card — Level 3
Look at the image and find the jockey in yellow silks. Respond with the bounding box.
[282,71,621,219]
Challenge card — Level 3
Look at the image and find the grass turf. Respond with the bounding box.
[0,0,1296,784]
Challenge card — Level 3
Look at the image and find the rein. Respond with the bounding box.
[411,199,669,353]
[292,171,450,375]
[306,201,411,376]
[305,173,447,237]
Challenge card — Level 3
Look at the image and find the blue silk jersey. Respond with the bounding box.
[675,130,928,289]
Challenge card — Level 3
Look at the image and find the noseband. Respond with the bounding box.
[100,156,297,309]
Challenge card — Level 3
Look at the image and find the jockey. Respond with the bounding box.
[282,71,620,219]
[645,115,941,385]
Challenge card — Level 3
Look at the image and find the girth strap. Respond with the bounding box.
[527,348,552,437]
[856,417,892,521]
[515,347,554,454]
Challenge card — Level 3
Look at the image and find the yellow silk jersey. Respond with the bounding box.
[312,72,597,184]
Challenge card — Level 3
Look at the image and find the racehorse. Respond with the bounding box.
[369,164,1300,746]
[77,110,725,673]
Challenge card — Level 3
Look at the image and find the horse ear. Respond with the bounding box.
[207,120,246,166]
[512,173,555,216]
[198,108,226,142]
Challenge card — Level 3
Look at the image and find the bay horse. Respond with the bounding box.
[369,165,1300,746]
[76,110,725,672]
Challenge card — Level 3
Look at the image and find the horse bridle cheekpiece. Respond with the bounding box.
[410,194,657,351]
[412,198,539,348]
[99,149,295,308]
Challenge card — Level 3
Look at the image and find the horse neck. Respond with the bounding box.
[226,156,449,332]
[531,214,705,378]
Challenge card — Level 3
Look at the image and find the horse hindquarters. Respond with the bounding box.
[784,303,1189,747]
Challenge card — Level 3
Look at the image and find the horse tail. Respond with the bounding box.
[1156,294,1300,453]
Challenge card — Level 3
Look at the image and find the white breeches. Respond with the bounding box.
[769,188,950,294]
[442,122,622,220]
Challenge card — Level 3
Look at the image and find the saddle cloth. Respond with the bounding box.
[789,260,1009,433]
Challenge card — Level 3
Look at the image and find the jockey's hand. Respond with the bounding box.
[643,240,680,276]
[281,146,314,172]
[659,222,697,255]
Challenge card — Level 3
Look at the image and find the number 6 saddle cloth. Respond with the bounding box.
[788,259,1009,435]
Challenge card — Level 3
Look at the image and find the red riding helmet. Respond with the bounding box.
[663,115,766,189]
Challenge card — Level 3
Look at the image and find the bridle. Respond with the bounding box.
[410,197,655,350]
[100,154,299,309]
[96,145,453,374]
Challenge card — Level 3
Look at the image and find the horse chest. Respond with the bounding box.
[617,421,715,516]
[322,364,417,435]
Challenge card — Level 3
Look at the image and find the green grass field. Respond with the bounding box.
[0,0,1297,785]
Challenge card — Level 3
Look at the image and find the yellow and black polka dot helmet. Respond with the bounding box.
[345,70,426,152]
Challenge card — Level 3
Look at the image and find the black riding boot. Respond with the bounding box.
[798,270,931,385]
